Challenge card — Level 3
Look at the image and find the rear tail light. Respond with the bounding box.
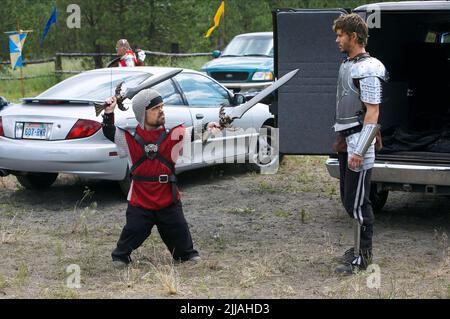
[0,117,4,137]
[66,119,101,140]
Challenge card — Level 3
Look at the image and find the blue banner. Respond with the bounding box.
[41,7,57,45]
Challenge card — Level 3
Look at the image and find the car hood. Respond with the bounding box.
[202,56,273,71]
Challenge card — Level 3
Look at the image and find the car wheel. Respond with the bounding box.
[369,184,389,212]
[248,124,280,173]
[16,172,58,190]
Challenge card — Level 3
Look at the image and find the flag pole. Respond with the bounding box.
[20,64,25,97]
[221,0,225,51]
[17,21,25,98]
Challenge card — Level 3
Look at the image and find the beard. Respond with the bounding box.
[145,113,165,128]
[157,114,165,126]
[339,43,349,54]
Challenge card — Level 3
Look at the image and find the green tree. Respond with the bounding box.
[0,0,392,62]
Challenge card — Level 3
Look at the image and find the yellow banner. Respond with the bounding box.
[205,1,224,38]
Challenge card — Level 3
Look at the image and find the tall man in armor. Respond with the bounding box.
[332,14,387,274]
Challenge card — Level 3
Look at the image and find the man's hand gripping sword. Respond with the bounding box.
[202,69,300,143]
[94,68,183,117]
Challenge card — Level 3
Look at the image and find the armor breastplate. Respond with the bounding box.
[335,59,363,126]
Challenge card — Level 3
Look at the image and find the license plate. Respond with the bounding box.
[22,123,49,140]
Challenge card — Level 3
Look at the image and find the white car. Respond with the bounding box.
[0,67,277,193]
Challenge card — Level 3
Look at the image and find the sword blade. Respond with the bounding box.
[227,68,299,120]
[122,68,183,100]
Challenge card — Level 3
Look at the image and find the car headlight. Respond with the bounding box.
[252,71,273,81]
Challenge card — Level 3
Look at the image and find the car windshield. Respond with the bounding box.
[37,71,151,101]
[222,35,273,57]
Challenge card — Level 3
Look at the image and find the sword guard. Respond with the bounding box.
[219,105,233,129]
[115,82,124,96]
[115,82,129,112]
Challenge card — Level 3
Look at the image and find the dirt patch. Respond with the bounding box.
[0,156,449,298]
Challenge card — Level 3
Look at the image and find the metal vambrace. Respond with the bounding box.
[354,124,380,157]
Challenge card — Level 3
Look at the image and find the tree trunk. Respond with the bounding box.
[93,43,103,69]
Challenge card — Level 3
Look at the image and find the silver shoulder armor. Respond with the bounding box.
[165,122,185,131]
[116,124,136,136]
[351,57,388,81]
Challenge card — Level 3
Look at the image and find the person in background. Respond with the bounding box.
[133,46,146,66]
[116,39,138,67]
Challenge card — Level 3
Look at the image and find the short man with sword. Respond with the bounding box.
[102,84,221,269]
[99,68,299,269]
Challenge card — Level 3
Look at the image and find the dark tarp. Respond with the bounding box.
[380,126,450,153]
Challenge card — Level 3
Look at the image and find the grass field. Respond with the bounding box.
[0,55,211,102]
[1,54,450,298]
[1,156,450,299]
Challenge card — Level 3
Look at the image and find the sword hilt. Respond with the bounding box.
[115,82,128,112]
[94,82,128,116]
[219,105,233,129]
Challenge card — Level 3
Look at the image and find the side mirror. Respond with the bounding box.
[0,96,8,109]
[212,50,222,59]
[232,93,246,106]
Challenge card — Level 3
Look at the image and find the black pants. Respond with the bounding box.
[338,152,374,251]
[112,201,199,263]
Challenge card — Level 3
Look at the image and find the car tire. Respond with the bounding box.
[16,172,58,190]
[248,124,280,173]
[369,184,389,212]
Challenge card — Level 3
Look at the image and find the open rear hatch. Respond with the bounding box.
[356,8,450,163]
[274,4,450,161]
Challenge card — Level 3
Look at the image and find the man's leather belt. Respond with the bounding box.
[339,125,363,138]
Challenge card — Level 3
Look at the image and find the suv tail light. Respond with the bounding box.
[0,117,4,137]
[66,119,101,140]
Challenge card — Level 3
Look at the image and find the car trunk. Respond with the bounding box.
[361,10,450,163]
[0,100,99,141]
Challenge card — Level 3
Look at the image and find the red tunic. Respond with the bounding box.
[119,50,138,67]
[124,124,185,210]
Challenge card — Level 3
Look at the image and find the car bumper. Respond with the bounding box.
[326,158,450,186]
[0,137,127,180]
[222,81,273,91]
